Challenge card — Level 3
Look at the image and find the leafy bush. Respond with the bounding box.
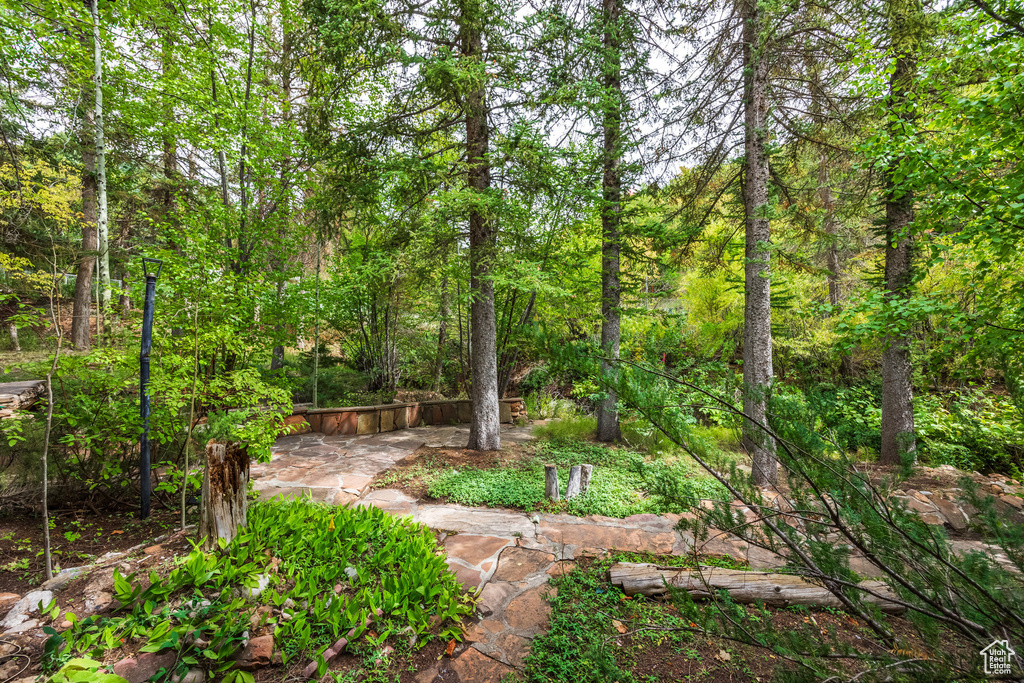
[524,392,582,421]
[0,348,287,507]
[808,383,1024,474]
[45,498,471,681]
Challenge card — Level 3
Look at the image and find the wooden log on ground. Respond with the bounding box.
[608,562,905,614]
[580,464,593,494]
[544,464,559,501]
[566,466,582,499]
[200,441,249,548]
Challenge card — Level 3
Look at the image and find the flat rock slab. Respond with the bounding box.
[503,585,555,634]
[444,535,512,567]
[450,647,514,683]
[414,505,536,538]
[491,547,555,583]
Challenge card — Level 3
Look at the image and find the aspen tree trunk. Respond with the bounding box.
[89,0,110,312]
[271,4,293,373]
[71,108,97,350]
[879,0,921,465]
[741,0,777,486]
[597,0,622,443]
[433,275,449,393]
[161,11,176,216]
[462,0,501,451]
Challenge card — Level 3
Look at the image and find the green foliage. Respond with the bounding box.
[45,499,472,680]
[522,565,636,683]
[2,346,287,505]
[615,359,1024,678]
[531,416,596,440]
[808,383,1024,474]
[426,437,727,517]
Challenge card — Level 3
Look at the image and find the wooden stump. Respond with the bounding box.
[199,441,249,549]
[544,464,559,501]
[566,466,582,499]
[580,464,594,494]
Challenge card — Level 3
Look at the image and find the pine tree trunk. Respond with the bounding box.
[741,0,776,486]
[597,0,622,443]
[72,105,97,352]
[879,0,920,466]
[199,441,249,548]
[463,0,501,451]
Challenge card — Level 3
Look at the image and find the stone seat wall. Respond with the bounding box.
[286,398,526,436]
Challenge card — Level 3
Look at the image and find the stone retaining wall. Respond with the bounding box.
[283,398,526,436]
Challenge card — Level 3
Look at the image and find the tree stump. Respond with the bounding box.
[566,466,582,499]
[580,464,594,494]
[544,464,559,501]
[199,441,249,549]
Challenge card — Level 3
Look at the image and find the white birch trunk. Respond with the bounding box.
[90,0,110,311]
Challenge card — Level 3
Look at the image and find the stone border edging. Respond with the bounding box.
[285,398,526,436]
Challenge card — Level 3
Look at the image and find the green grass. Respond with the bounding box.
[532,415,597,441]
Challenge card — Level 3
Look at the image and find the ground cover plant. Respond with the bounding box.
[42,498,472,682]
[373,435,729,518]
[524,554,976,683]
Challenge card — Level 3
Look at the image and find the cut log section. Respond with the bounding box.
[544,464,559,501]
[200,441,249,548]
[608,562,905,614]
[580,464,593,494]
[566,465,582,499]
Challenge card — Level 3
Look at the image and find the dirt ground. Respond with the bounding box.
[0,507,188,595]
[371,443,539,500]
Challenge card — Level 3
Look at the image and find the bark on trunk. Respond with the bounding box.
[544,464,559,501]
[608,563,905,613]
[199,441,249,548]
[741,0,776,486]
[433,275,449,394]
[879,0,920,466]
[597,0,622,443]
[71,108,97,351]
[463,0,501,451]
[89,0,110,311]
[566,465,582,499]
[270,8,294,374]
[8,323,19,352]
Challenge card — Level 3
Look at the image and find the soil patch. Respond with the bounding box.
[0,507,190,595]
[371,443,538,500]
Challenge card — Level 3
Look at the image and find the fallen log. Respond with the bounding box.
[608,562,905,614]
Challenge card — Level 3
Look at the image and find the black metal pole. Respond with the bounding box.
[140,258,162,519]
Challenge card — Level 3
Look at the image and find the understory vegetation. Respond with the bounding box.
[44,499,470,682]
[376,434,730,517]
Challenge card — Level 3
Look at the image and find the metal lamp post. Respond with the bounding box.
[140,258,162,519]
